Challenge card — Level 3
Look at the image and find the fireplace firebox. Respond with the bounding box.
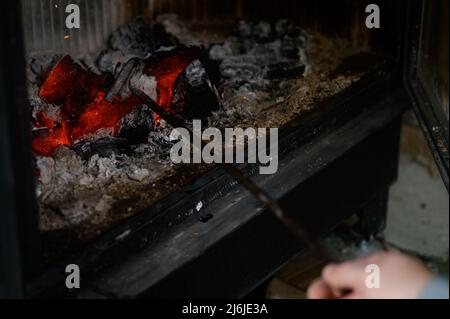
[0,0,448,298]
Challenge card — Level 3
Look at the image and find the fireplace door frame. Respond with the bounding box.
[0,0,41,298]
[404,0,449,190]
[1,0,438,298]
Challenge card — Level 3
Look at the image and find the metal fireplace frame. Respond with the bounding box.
[26,72,407,298]
[0,0,41,298]
[1,0,444,298]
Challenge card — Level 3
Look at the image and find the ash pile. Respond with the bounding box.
[26,16,309,233]
[206,19,309,126]
[210,19,308,92]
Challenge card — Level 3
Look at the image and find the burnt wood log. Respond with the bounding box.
[210,19,308,92]
[72,137,131,160]
[118,105,154,145]
[173,60,220,120]
[266,62,306,79]
[97,18,155,76]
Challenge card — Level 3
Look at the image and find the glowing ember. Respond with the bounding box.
[32,114,72,156]
[33,48,202,157]
[72,92,141,140]
[34,111,57,130]
[145,47,200,114]
[34,55,140,156]
[39,55,104,106]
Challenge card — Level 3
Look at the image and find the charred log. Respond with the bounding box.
[108,17,155,58]
[210,19,308,92]
[72,137,131,161]
[266,62,306,80]
[118,105,154,145]
[173,59,220,120]
[97,17,155,76]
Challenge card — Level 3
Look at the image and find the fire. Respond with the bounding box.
[32,113,72,156]
[39,55,104,107]
[71,92,141,140]
[145,47,200,113]
[33,48,201,157]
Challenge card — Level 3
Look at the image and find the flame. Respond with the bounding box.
[33,48,201,157]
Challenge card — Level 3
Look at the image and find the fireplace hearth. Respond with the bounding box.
[1,0,447,299]
[30,15,367,251]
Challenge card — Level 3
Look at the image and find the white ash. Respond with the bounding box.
[155,14,201,46]
[209,19,309,93]
[129,68,158,101]
[36,144,172,231]
[133,126,175,158]
[128,166,150,182]
[109,17,155,56]
[26,53,63,121]
[97,50,136,75]
[97,17,155,76]
[75,128,117,143]
[26,53,62,87]
[184,60,210,87]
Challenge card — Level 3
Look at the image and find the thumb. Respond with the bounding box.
[321,261,367,293]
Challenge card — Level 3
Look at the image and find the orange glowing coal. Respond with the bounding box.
[32,112,72,156]
[145,46,200,115]
[33,48,200,157]
[38,55,105,107]
[71,92,141,140]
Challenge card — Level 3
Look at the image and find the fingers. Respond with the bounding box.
[307,252,433,299]
[321,260,367,292]
[307,279,335,299]
[307,253,391,299]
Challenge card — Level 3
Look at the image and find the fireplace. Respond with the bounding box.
[0,0,447,298]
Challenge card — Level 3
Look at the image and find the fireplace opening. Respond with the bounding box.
[19,0,402,263]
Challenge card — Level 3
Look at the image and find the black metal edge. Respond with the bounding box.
[0,0,41,297]
[0,29,24,300]
[85,91,406,298]
[403,0,449,191]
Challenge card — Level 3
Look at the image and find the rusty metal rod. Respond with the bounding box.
[130,85,333,262]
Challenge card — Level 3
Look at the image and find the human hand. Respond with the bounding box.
[307,251,434,299]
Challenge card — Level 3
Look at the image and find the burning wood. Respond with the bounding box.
[31,17,309,158]
[32,54,142,156]
[72,137,131,161]
[38,55,106,106]
[144,46,204,117]
[118,105,154,145]
[32,46,212,156]
[26,16,362,240]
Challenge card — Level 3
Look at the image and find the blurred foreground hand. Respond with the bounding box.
[307,251,436,299]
